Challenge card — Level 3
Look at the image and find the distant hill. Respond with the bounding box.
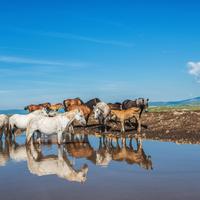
[150,97,200,107]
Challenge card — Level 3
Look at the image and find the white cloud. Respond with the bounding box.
[15,28,133,47]
[188,61,200,77]
[0,55,63,65]
[0,55,89,68]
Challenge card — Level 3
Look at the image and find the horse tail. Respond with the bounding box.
[63,100,67,111]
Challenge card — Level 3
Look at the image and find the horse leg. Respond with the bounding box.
[129,138,133,149]
[121,120,125,132]
[58,146,64,161]
[26,127,35,144]
[103,117,108,133]
[98,117,103,132]
[57,131,63,145]
[9,123,14,140]
[135,115,141,133]
[0,128,3,140]
[85,115,90,126]
[36,131,41,144]
[5,123,10,139]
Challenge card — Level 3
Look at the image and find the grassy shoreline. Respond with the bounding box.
[149,105,200,112]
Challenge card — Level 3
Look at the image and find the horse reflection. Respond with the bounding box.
[110,138,153,170]
[65,135,112,166]
[0,140,88,183]
[26,142,88,183]
[88,137,112,166]
[65,135,94,159]
[0,140,9,166]
[65,134,153,170]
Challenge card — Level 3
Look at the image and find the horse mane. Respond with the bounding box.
[75,97,84,104]
[63,100,67,111]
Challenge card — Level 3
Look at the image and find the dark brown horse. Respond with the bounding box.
[63,98,84,111]
[122,98,149,116]
[24,102,51,112]
[85,98,101,110]
[108,102,122,110]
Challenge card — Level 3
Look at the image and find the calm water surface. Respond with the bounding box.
[0,133,200,200]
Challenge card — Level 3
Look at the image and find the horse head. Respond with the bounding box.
[74,109,86,126]
[24,106,29,110]
[93,106,103,119]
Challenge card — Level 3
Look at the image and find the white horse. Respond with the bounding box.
[93,102,111,132]
[9,109,48,139]
[0,114,9,139]
[26,109,86,145]
[27,142,88,183]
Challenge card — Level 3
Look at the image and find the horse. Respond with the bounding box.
[110,107,141,132]
[122,98,149,115]
[93,102,111,133]
[108,102,122,110]
[9,109,48,140]
[26,109,86,145]
[85,98,101,110]
[67,105,92,125]
[24,102,51,112]
[49,103,64,111]
[26,142,88,183]
[38,102,51,108]
[0,114,9,139]
[63,98,84,111]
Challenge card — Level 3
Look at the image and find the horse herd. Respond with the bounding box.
[0,97,149,145]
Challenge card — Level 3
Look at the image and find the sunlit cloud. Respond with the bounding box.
[188,61,200,82]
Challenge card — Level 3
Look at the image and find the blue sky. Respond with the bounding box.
[0,0,200,109]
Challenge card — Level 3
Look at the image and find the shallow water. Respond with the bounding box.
[0,133,200,200]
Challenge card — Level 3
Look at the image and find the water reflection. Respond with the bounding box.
[0,134,153,183]
[0,140,9,166]
[26,142,88,183]
[66,136,153,169]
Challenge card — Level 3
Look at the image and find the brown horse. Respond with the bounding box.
[38,102,51,108]
[24,102,51,112]
[108,102,122,110]
[49,103,63,111]
[63,98,84,111]
[67,104,92,125]
[111,107,141,132]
